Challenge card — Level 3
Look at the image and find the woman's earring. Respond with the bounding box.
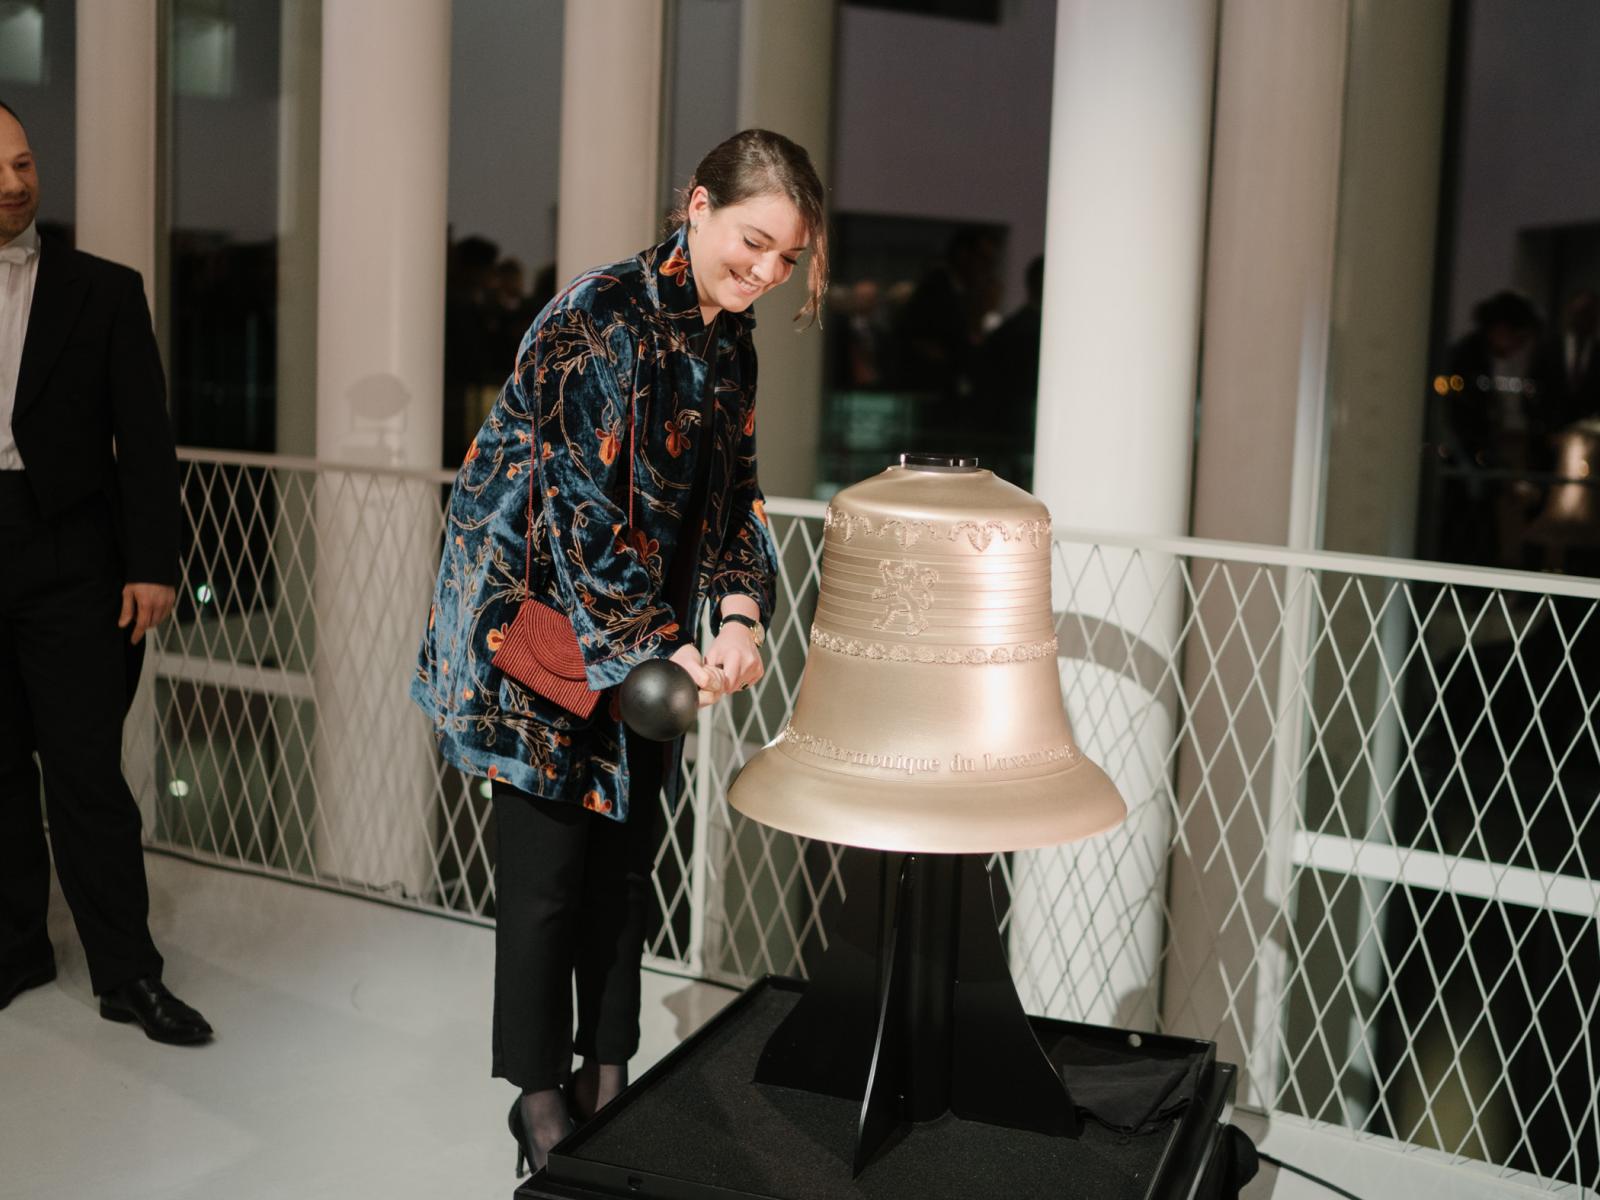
[691,222,699,233]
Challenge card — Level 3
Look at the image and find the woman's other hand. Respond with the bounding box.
[669,644,723,708]
[704,624,763,695]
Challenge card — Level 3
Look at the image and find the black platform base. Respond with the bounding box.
[516,977,1240,1200]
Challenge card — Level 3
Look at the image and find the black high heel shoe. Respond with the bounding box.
[508,1099,532,1178]
[508,1093,576,1178]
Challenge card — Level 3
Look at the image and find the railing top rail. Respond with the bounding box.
[1049,522,1600,599]
[177,445,457,485]
[176,448,1600,600]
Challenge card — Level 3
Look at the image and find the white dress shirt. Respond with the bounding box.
[0,219,42,471]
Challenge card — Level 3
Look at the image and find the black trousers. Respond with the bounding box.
[491,733,665,1091]
[0,478,163,994]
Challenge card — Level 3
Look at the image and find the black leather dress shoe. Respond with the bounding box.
[0,957,57,1010]
[99,977,214,1045]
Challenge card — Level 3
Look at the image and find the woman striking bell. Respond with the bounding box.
[412,129,828,1174]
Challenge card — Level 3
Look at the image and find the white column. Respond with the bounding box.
[79,0,162,829]
[1012,0,1217,1027]
[311,0,451,896]
[1170,0,1352,1108]
[315,0,448,471]
[74,0,160,304]
[737,0,836,501]
[556,0,665,281]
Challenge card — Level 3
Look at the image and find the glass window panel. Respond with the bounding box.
[443,0,563,467]
[4,0,73,239]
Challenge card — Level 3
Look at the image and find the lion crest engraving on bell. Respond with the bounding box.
[728,455,1127,853]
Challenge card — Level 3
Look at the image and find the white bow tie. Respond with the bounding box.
[0,243,33,266]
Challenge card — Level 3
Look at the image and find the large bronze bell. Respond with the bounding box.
[729,455,1126,852]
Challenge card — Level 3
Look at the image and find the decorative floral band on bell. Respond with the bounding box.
[824,507,1052,551]
[810,626,1059,665]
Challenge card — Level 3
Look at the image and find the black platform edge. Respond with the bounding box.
[514,977,1240,1200]
[518,981,783,1200]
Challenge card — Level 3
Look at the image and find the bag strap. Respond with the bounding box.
[522,273,632,590]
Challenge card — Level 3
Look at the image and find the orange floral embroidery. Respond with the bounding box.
[661,245,690,283]
[753,498,768,526]
[462,688,474,701]
[485,623,509,653]
[463,441,479,464]
[743,402,756,437]
[505,464,520,479]
[597,424,622,465]
[543,764,558,780]
[541,441,554,460]
[486,765,498,779]
[665,418,689,457]
[625,529,660,561]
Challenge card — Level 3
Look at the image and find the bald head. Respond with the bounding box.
[0,103,39,245]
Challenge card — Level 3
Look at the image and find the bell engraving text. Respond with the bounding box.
[784,723,1081,776]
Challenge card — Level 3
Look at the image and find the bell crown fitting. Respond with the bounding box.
[728,458,1126,853]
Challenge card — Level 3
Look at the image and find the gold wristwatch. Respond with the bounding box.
[719,612,765,648]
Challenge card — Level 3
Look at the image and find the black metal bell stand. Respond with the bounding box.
[754,852,1079,1176]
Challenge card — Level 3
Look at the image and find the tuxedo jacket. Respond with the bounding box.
[12,235,179,585]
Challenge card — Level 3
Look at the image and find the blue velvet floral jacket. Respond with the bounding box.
[412,227,778,821]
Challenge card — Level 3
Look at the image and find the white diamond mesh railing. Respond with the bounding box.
[129,449,1600,1194]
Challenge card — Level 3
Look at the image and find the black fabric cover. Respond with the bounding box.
[552,983,1254,1199]
[1048,1028,1203,1135]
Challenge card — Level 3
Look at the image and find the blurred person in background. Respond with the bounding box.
[0,100,210,1045]
[1437,290,1546,566]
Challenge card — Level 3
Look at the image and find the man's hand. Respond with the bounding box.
[119,583,176,645]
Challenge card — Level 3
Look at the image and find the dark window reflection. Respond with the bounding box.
[1420,4,1600,576]
[846,0,1000,23]
[819,214,1040,493]
[1391,4,1600,1188]
[443,232,553,468]
[166,0,285,620]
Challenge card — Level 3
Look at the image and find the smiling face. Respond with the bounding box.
[0,107,39,245]
[684,186,809,321]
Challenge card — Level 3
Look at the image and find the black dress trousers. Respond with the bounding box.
[0,480,163,994]
[490,732,666,1091]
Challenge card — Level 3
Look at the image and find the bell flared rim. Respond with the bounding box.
[726,742,1128,854]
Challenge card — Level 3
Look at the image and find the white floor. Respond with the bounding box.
[0,854,733,1200]
[0,855,1554,1200]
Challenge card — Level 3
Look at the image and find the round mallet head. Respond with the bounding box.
[619,658,699,742]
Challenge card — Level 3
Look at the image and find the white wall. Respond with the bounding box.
[832,0,1055,309]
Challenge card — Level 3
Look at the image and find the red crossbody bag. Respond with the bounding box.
[490,278,634,718]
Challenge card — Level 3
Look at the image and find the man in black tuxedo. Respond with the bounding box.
[0,100,211,1044]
